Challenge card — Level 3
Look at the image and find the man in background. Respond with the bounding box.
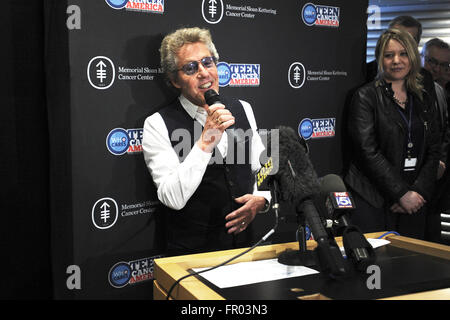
[422,38,450,243]
[422,38,450,91]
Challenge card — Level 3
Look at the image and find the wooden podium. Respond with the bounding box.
[153,232,450,300]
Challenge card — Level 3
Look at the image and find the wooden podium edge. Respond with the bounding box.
[153,241,301,300]
[153,232,450,300]
[386,235,450,261]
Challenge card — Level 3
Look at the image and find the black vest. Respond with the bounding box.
[158,97,255,255]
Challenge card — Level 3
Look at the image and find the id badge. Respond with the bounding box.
[404,157,417,171]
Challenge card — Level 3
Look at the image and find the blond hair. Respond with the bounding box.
[159,27,219,85]
[375,28,423,100]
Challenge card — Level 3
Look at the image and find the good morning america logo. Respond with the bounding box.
[217,62,260,87]
[106,128,143,155]
[105,0,164,13]
[302,2,340,27]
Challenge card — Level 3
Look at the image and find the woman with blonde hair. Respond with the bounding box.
[344,28,441,239]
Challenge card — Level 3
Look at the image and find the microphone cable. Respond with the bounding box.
[165,204,279,300]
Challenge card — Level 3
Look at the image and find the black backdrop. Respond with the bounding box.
[1,0,52,299]
[2,0,368,299]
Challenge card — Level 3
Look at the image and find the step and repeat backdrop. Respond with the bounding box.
[52,0,368,299]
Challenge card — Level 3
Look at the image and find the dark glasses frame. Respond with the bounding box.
[424,55,450,72]
[177,56,218,75]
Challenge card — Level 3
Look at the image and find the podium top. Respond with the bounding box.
[153,232,450,300]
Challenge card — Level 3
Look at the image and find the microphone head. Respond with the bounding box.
[317,174,355,220]
[319,174,347,194]
[273,126,321,206]
[204,89,221,106]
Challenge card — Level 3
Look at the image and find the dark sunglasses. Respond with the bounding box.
[424,55,450,72]
[178,56,218,75]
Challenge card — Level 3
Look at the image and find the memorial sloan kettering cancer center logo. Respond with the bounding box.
[202,0,224,24]
[288,61,348,89]
[105,0,164,13]
[92,196,158,230]
[87,56,162,90]
[288,62,306,89]
[87,56,115,90]
[202,0,277,24]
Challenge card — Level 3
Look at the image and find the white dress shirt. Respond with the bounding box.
[143,95,270,210]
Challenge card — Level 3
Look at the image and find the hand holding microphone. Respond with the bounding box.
[197,89,235,153]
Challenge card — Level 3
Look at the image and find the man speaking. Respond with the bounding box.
[142,27,270,255]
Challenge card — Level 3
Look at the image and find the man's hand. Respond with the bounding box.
[225,194,266,234]
[197,104,234,153]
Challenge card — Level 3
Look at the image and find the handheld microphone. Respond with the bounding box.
[204,89,221,106]
[318,174,376,271]
[204,89,245,144]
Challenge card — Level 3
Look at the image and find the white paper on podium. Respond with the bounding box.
[367,238,390,248]
[192,258,320,289]
[193,238,390,289]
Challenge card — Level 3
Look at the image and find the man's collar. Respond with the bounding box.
[179,95,206,119]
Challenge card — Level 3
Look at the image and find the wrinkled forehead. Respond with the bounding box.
[176,42,212,65]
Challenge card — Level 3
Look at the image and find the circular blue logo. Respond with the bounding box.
[105,0,128,9]
[217,62,231,87]
[302,3,317,26]
[299,118,313,140]
[109,262,131,288]
[106,128,129,155]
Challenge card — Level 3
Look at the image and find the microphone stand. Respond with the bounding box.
[276,188,315,266]
[278,200,349,279]
[277,215,316,267]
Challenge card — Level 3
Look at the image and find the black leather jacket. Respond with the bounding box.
[344,79,440,208]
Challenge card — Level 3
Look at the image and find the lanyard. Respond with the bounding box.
[395,96,414,153]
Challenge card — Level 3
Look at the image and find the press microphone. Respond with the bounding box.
[318,174,355,231]
[264,126,348,277]
[256,126,320,202]
[256,156,275,192]
[318,174,376,271]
